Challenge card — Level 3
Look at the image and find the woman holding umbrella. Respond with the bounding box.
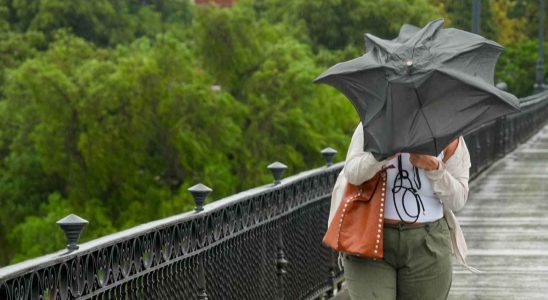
[317,19,517,299]
[333,122,470,299]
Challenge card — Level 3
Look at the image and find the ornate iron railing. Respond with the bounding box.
[1,90,548,300]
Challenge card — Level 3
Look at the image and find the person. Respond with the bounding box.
[328,123,476,300]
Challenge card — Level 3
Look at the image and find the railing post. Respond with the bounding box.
[0,283,7,299]
[276,230,288,300]
[535,0,546,93]
[496,116,506,158]
[506,117,512,153]
[197,260,209,300]
[324,250,339,298]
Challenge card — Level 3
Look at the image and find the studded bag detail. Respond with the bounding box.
[322,170,387,259]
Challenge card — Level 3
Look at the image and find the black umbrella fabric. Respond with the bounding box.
[315,19,520,160]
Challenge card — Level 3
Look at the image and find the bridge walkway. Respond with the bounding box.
[448,121,548,298]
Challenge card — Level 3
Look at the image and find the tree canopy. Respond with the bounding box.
[0,0,546,266]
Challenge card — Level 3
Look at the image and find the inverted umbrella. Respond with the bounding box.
[315,19,520,160]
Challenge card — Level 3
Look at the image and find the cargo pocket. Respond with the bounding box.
[424,221,451,258]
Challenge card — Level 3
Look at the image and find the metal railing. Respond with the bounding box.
[1,90,548,300]
[465,90,548,177]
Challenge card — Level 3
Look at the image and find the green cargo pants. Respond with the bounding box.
[342,218,452,300]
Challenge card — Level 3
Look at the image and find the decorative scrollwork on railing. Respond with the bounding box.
[0,157,342,299]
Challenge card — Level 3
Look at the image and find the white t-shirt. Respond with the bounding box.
[384,152,445,223]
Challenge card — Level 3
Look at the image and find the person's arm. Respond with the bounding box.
[424,137,471,212]
[344,123,390,185]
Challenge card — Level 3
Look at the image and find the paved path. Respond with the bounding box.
[331,124,548,299]
[449,124,548,299]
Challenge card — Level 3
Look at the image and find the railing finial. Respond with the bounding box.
[321,147,338,166]
[57,214,88,251]
[188,183,213,212]
[267,162,287,185]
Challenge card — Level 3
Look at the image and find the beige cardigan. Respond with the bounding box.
[329,123,479,272]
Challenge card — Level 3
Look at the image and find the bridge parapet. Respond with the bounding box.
[2,91,548,299]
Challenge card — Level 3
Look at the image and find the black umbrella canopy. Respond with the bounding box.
[315,19,520,160]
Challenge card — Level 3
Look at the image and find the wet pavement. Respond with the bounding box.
[449,125,548,299]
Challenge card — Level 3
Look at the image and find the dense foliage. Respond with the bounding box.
[0,0,546,266]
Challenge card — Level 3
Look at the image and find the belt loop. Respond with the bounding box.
[425,223,431,232]
[338,252,344,270]
[398,223,404,231]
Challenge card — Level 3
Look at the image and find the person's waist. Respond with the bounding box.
[383,196,444,223]
[383,218,444,230]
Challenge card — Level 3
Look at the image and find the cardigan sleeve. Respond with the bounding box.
[343,123,390,185]
[425,136,471,212]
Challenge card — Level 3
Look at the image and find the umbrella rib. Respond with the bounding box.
[411,85,438,155]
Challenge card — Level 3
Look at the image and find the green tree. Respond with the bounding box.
[3,0,193,46]
[243,0,443,53]
[193,4,356,189]
[434,0,500,41]
[496,40,548,97]
[0,30,45,97]
[0,32,247,263]
[193,4,273,94]
[508,0,547,42]
[491,0,527,45]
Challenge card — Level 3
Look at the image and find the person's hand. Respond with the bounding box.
[409,153,439,171]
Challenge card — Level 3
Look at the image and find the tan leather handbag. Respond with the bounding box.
[322,170,388,259]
